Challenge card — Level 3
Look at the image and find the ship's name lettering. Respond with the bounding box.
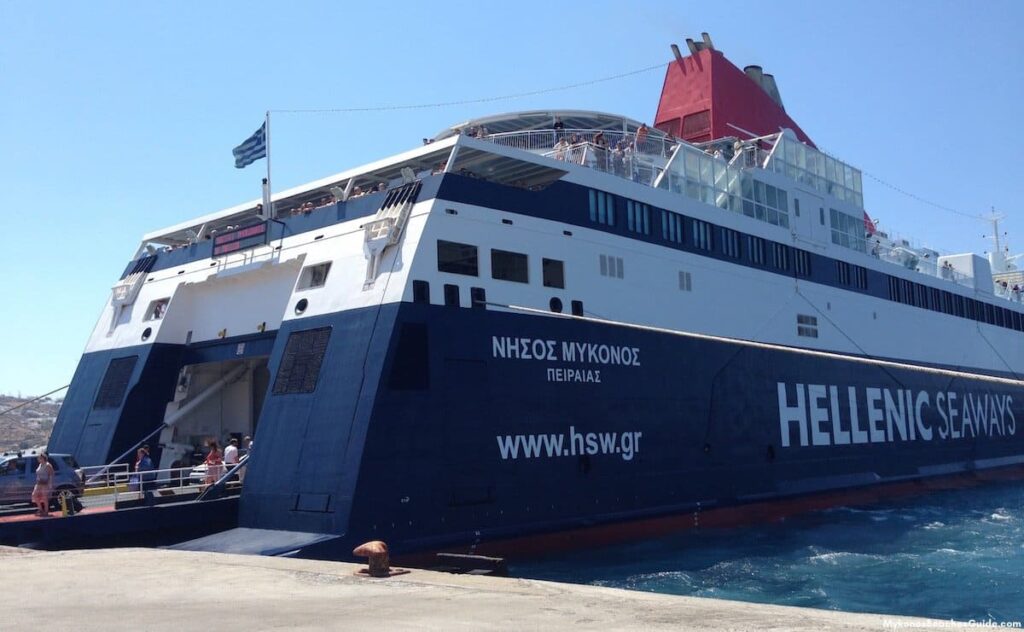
[491,336,640,367]
[777,382,1017,448]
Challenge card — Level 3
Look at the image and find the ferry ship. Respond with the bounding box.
[46,35,1024,558]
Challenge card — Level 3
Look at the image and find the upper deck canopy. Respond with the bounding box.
[433,110,670,142]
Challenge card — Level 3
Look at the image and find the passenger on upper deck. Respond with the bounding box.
[593,133,609,170]
[553,137,569,161]
[636,123,649,152]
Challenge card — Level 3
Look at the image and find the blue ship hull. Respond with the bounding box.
[49,301,1024,558]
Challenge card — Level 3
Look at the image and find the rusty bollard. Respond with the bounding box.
[353,540,390,577]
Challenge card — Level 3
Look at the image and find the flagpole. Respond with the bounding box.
[264,110,273,219]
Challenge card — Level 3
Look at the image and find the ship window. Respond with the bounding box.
[93,356,139,410]
[794,198,801,217]
[691,219,713,251]
[772,243,790,271]
[470,287,486,308]
[797,314,819,338]
[588,190,616,226]
[599,254,624,279]
[145,298,170,321]
[829,208,867,253]
[571,300,584,316]
[491,249,529,283]
[444,284,460,307]
[747,235,766,266]
[412,280,430,304]
[437,240,478,276]
[297,262,332,290]
[542,258,565,289]
[836,261,851,285]
[626,201,650,235]
[550,297,563,313]
[720,228,741,259]
[661,210,684,244]
[794,250,811,277]
[916,284,929,309]
[854,265,868,290]
[678,270,692,291]
[272,327,331,395]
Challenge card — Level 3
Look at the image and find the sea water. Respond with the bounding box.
[512,481,1024,621]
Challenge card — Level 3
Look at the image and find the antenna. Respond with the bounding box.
[983,207,1008,272]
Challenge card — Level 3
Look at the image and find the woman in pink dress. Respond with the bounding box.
[32,453,55,517]
[204,440,224,485]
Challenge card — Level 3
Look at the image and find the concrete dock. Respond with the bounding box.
[0,546,974,630]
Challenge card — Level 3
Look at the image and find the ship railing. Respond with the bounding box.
[993,282,1024,303]
[72,463,242,510]
[483,128,674,159]
[0,463,231,512]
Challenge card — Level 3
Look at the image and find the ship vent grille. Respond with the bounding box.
[93,356,139,410]
[272,327,332,395]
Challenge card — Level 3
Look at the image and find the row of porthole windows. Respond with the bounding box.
[581,186,1023,327]
[887,276,1024,331]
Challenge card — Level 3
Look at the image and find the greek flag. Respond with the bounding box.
[232,122,267,169]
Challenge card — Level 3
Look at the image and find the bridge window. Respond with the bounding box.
[437,240,478,276]
[491,249,529,283]
[542,258,565,289]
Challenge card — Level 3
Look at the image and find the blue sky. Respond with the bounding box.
[0,1,1022,396]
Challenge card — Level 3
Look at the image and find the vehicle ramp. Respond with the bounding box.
[169,527,339,557]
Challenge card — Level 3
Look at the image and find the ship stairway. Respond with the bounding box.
[362,180,422,289]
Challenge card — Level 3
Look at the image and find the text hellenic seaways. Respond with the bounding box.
[778,383,1017,448]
